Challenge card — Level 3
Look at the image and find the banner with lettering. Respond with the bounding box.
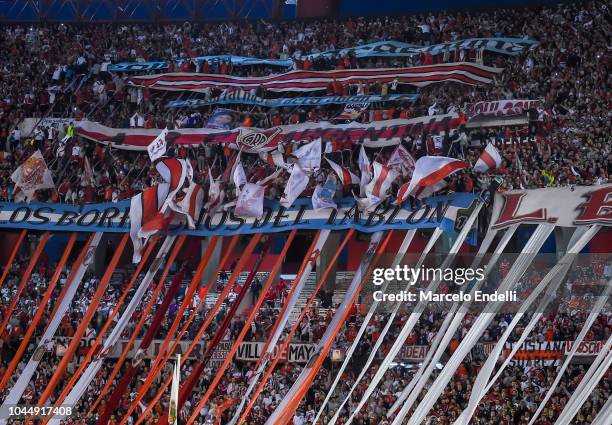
[76,114,462,151]
[128,63,502,92]
[0,193,479,238]
[166,92,419,109]
[107,38,538,72]
[466,99,542,118]
[490,185,612,229]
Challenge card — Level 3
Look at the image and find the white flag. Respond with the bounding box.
[233,158,247,188]
[147,128,168,161]
[206,168,223,211]
[280,164,309,208]
[357,162,398,211]
[168,354,180,425]
[235,183,265,218]
[358,145,371,197]
[386,144,415,176]
[405,156,466,199]
[11,150,55,201]
[294,139,321,173]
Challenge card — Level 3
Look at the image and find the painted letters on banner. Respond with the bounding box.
[0,193,478,236]
[466,99,541,118]
[107,38,538,72]
[490,185,612,229]
[166,93,419,109]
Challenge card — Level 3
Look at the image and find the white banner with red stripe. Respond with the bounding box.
[129,62,502,92]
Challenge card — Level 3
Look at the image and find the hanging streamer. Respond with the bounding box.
[341,203,482,425]
[389,224,518,423]
[237,229,355,424]
[406,224,556,425]
[0,229,26,291]
[0,232,102,419]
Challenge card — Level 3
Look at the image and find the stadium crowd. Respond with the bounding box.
[0,0,610,424]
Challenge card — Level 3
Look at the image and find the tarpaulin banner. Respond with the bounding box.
[490,185,612,229]
[166,92,419,108]
[0,193,479,237]
[107,38,538,72]
[466,99,541,118]
[503,340,609,358]
[128,62,502,92]
[76,113,462,151]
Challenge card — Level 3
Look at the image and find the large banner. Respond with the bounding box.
[0,193,478,237]
[53,338,315,363]
[466,99,541,118]
[76,114,462,151]
[166,92,419,109]
[128,63,502,92]
[503,340,610,358]
[107,38,538,73]
[490,185,612,229]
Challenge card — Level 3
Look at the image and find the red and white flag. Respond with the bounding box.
[333,103,369,121]
[357,162,398,211]
[130,157,192,262]
[474,143,502,173]
[404,156,467,199]
[11,150,55,201]
[235,183,265,218]
[358,145,372,197]
[259,150,286,168]
[386,144,415,176]
[325,158,358,189]
[280,164,309,208]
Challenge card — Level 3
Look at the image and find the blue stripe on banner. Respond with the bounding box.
[108,38,539,72]
[0,193,478,239]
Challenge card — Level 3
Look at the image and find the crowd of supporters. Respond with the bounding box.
[0,0,610,424]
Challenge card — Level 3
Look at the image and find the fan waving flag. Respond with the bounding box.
[474,143,502,173]
[358,145,372,197]
[11,150,55,202]
[404,156,467,199]
[147,128,168,161]
[325,158,358,189]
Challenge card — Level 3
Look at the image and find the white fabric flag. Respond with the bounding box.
[233,158,247,188]
[294,139,321,172]
[358,145,371,197]
[235,183,265,218]
[404,156,466,199]
[280,164,309,208]
[147,128,168,161]
[357,162,398,212]
[325,157,358,186]
[386,144,415,176]
[0,233,102,416]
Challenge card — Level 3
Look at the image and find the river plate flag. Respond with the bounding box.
[235,183,265,218]
[474,143,502,173]
[404,156,467,199]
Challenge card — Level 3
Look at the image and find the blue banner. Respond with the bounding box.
[166,93,419,109]
[0,193,479,238]
[108,37,539,72]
